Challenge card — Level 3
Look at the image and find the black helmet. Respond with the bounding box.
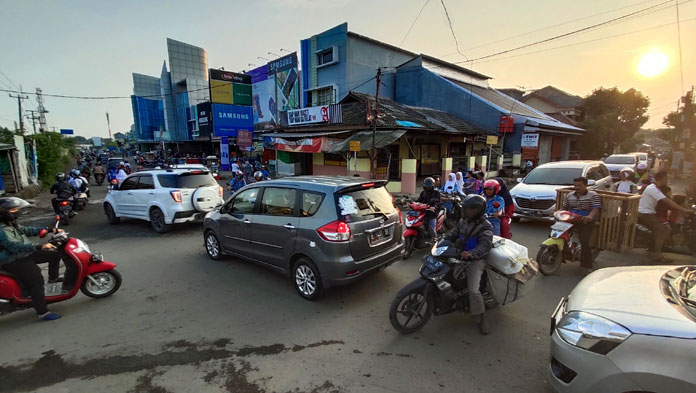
[56,172,66,181]
[462,194,486,220]
[0,197,29,223]
[423,177,435,191]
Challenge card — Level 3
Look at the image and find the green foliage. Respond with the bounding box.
[27,132,76,187]
[578,87,650,159]
[662,91,696,158]
[0,126,24,145]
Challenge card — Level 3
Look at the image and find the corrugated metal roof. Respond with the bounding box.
[448,78,546,119]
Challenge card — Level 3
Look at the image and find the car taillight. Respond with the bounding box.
[170,190,182,203]
[317,220,351,242]
[219,186,224,198]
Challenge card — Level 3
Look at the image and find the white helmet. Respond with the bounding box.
[620,167,634,179]
[637,163,648,171]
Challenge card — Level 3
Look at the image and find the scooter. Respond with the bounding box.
[75,188,89,211]
[634,205,696,256]
[56,198,76,226]
[94,173,105,186]
[537,210,600,275]
[0,216,122,316]
[402,202,446,259]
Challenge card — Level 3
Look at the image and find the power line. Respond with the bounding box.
[439,0,467,60]
[675,0,685,95]
[399,0,430,48]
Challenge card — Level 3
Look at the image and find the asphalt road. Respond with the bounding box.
[0,185,589,393]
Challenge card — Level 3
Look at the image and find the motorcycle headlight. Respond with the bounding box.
[72,239,91,254]
[431,245,448,256]
[556,311,631,355]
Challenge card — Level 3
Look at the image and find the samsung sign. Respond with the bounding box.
[212,103,253,138]
[267,53,297,74]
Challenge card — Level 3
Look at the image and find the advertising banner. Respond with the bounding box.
[237,130,252,150]
[272,137,327,153]
[212,104,253,137]
[209,69,252,106]
[521,133,539,148]
[60,129,74,135]
[249,65,276,127]
[268,54,297,74]
[196,102,212,137]
[220,136,230,171]
[287,106,329,126]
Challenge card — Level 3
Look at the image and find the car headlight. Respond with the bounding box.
[556,311,631,355]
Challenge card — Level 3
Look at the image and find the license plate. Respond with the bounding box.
[425,256,442,271]
[370,228,390,243]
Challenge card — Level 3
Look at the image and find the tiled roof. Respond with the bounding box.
[525,86,583,108]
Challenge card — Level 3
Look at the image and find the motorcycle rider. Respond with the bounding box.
[116,163,128,185]
[416,177,442,244]
[611,167,638,194]
[444,194,494,335]
[495,177,515,239]
[635,163,653,192]
[252,171,265,183]
[562,177,601,275]
[70,169,90,198]
[228,171,247,193]
[50,172,78,214]
[0,197,76,321]
[93,162,105,183]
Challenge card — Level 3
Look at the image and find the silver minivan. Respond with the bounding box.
[203,176,404,300]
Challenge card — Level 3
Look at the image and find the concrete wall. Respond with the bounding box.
[522,96,557,114]
[345,36,414,100]
[301,24,348,106]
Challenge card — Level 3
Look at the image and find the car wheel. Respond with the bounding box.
[204,230,223,261]
[293,258,323,300]
[104,203,120,224]
[149,208,171,233]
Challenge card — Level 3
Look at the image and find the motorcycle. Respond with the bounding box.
[0,216,122,316]
[634,204,696,256]
[75,188,89,211]
[441,193,463,230]
[94,173,105,186]
[56,198,75,225]
[402,202,447,259]
[536,210,600,275]
[389,239,498,334]
[81,170,91,184]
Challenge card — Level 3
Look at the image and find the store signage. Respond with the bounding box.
[287,106,329,126]
[210,69,252,106]
[268,53,298,74]
[212,104,254,137]
[486,135,499,145]
[349,141,361,151]
[498,115,515,133]
[521,133,539,148]
[220,136,230,171]
[237,130,253,149]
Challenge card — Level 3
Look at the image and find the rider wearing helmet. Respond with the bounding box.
[228,171,247,193]
[415,177,442,244]
[444,194,494,335]
[253,171,265,183]
[635,163,653,191]
[482,179,505,236]
[611,167,638,194]
[0,197,76,321]
[50,172,78,214]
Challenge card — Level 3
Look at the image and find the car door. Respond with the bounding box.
[113,176,139,216]
[249,186,300,268]
[218,187,260,258]
[133,174,156,218]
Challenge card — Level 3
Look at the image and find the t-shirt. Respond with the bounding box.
[485,195,505,217]
[562,190,601,217]
[638,184,665,214]
[616,181,633,193]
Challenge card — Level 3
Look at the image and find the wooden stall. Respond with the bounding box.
[556,188,641,252]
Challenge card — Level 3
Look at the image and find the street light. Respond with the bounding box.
[280,48,293,53]
[268,52,280,57]
[257,56,270,61]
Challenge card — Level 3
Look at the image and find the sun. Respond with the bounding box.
[637,49,669,77]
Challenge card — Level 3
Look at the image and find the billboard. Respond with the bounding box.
[271,53,299,112]
[209,69,252,106]
[212,103,253,138]
[92,136,102,147]
[248,53,300,129]
[197,102,212,137]
[287,106,329,126]
[249,65,276,128]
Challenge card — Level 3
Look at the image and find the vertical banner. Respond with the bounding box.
[220,136,230,171]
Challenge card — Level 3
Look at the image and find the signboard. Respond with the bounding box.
[486,135,499,145]
[209,69,252,106]
[271,53,299,113]
[249,65,276,127]
[60,129,74,135]
[212,104,254,137]
[349,140,361,152]
[287,106,329,126]
[268,54,298,74]
[220,136,230,171]
[92,136,102,147]
[498,115,515,133]
[237,130,253,149]
[521,133,539,148]
[196,102,212,137]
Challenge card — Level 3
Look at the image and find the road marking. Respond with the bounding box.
[89,199,104,205]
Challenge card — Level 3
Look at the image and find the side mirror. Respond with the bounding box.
[587,179,597,186]
[39,229,48,238]
[516,178,523,183]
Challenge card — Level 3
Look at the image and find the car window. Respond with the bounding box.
[605,155,636,165]
[301,191,325,217]
[230,188,259,214]
[119,176,138,190]
[137,175,155,190]
[523,168,583,185]
[157,173,217,188]
[337,186,395,222]
[260,187,297,216]
[598,164,610,178]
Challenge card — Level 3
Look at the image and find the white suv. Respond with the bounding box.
[103,168,223,233]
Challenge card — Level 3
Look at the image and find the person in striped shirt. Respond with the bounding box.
[562,177,601,275]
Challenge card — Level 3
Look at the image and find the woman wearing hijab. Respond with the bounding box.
[441,173,458,212]
[455,172,465,195]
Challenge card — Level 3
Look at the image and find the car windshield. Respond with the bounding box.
[337,186,395,222]
[605,156,636,164]
[157,172,217,188]
[523,168,583,185]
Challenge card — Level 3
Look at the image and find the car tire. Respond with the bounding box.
[204,230,223,261]
[292,258,323,300]
[150,207,171,234]
[104,203,120,225]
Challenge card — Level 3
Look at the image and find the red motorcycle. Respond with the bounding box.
[0,217,122,315]
[402,202,446,259]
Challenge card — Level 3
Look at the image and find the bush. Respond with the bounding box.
[28,132,76,187]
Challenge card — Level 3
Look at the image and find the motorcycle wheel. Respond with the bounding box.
[59,214,70,226]
[389,285,433,334]
[80,269,122,298]
[537,245,562,275]
[403,237,414,259]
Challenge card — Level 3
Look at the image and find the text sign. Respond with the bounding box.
[60,129,74,135]
[349,140,361,152]
[486,135,498,145]
[287,106,329,126]
[521,133,539,148]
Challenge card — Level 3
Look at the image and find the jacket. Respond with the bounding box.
[444,217,494,260]
[416,189,441,209]
[0,223,44,266]
[50,180,77,200]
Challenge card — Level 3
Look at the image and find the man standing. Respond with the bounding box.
[638,171,693,260]
[562,177,601,275]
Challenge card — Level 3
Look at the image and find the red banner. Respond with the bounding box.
[237,130,252,148]
[498,115,515,133]
[273,137,325,153]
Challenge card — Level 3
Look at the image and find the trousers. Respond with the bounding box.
[459,259,486,315]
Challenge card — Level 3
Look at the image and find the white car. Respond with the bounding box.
[603,154,638,180]
[103,168,223,233]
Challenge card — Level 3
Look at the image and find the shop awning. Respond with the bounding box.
[327,130,407,153]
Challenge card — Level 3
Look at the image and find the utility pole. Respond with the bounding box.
[25,109,40,134]
[370,68,382,179]
[106,112,112,139]
[36,88,48,132]
[8,86,29,132]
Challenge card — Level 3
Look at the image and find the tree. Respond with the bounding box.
[662,90,696,196]
[577,87,650,159]
[28,132,76,187]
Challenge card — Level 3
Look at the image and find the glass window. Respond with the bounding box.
[301,191,325,217]
[230,188,259,214]
[119,177,138,191]
[157,173,217,188]
[317,49,334,65]
[337,186,395,222]
[586,167,603,181]
[137,175,155,190]
[260,188,297,216]
[605,155,636,165]
[523,168,583,186]
[316,87,334,106]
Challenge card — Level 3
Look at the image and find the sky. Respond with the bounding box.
[0,0,694,138]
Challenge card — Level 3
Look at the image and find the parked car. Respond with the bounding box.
[603,154,638,180]
[103,168,224,233]
[510,161,612,221]
[202,176,404,300]
[549,265,696,393]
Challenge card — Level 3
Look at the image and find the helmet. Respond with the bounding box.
[0,197,29,223]
[637,163,648,171]
[619,167,634,179]
[253,171,264,180]
[423,177,435,191]
[56,172,66,181]
[462,194,487,220]
[71,169,80,177]
[482,179,501,194]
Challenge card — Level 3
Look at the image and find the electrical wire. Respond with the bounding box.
[439,0,467,60]
[399,0,430,48]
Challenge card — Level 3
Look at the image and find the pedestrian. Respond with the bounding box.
[243,160,253,182]
[231,159,240,173]
[562,177,601,275]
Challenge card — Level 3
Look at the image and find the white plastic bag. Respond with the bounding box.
[486,236,528,275]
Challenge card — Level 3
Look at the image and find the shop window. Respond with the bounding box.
[324,153,346,166]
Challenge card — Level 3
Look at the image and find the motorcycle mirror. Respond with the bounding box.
[587,179,596,186]
[516,177,523,183]
[39,229,48,238]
